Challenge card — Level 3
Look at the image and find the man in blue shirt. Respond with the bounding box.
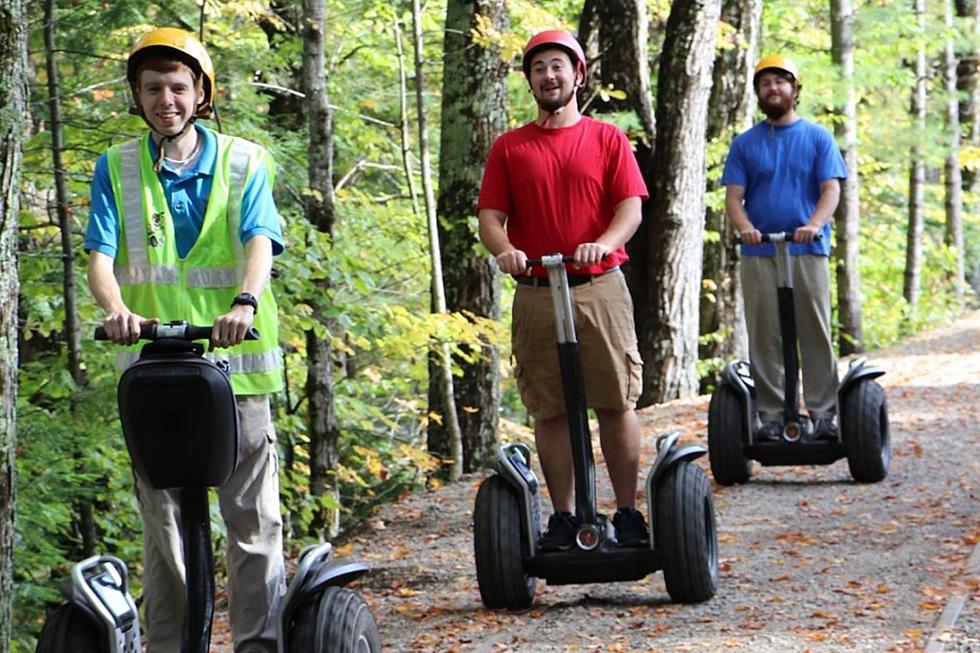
[721,55,847,441]
[85,28,286,652]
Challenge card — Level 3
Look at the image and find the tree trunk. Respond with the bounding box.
[904,0,928,308]
[958,0,979,197]
[700,0,760,390]
[301,0,341,537]
[410,0,464,481]
[831,0,864,354]
[428,0,508,474]
[944,0,965,297]
[44,0,97,558]
[637,0,721,405]
[591,0,656,139]
[0,0,28,649]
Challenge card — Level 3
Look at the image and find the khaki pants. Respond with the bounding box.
[137,395,285,653]
[512,269,643,420]
[740,255,838,421]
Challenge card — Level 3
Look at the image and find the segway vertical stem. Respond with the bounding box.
[538,254,596,526]
[770,234,803,431]
[180,486,215,653]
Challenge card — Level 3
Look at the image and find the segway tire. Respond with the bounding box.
[315,587,381,653]
[473,475,535,610]
[655,462,718,604]
[842,379,890,483]
[707,386,751,485]
[35,602,104,653]
[287,586,380,653]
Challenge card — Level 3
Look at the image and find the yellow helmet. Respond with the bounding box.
[127,27,215,118]
[753,54,801,89]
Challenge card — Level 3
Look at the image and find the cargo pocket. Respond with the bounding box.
[625,350,643,406]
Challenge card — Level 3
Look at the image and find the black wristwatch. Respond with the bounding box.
[231,292,258,312]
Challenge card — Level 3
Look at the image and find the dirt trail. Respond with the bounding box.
[350,310,980,652]
[209,310,979,652]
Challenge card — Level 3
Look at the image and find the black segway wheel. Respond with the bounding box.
[35,602,104,653]
[287,586,381,653]
[473,475,535,610]
[707,386,752,485]
[842,379,890,483]
[655,462,718,604]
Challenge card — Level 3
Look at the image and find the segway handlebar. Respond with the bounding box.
[525,255,576,268]
[734,231,823,245]
[94,322,260,342]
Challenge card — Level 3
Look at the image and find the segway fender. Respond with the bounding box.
[494,443,543,558]
[69,555,141,653]
[720,360,756,443]
[646,432,707,491]
[838,357,885,400]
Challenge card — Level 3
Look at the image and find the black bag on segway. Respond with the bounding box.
[35,602,104,653]
[117,339,239,490]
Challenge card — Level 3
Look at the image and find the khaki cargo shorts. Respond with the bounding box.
[511,269,643,420]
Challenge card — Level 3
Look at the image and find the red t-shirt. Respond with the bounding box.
[477,117,648,276]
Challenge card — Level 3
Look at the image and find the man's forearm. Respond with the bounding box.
[240,236,273,297]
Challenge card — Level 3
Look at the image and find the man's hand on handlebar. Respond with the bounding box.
[572,242,610,268]
[101,310,159,345]
[793,224,821,243]
[496,249,529,276]
[738,228,764,246]
[212,306,255,350]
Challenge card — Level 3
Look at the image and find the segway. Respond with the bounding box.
[707,232,890,485]
[36,322,380,653]
[473,255,718,610]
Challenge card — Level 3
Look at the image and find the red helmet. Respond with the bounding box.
[522,30,587,84]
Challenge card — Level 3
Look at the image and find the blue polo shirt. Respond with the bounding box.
[85,124,284,259]
[721,118,847,257]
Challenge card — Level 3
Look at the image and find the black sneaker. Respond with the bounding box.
[539,512,577,552]
[612,507,648,548]
[755,421,783,442]
[813,418,839,441]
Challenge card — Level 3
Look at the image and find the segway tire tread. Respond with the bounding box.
[655,462,718,604]
[315,586,382,653]
[707,386,752,485]
[473,475,536,610]
[842,380,890,483]
[35,602,104,653]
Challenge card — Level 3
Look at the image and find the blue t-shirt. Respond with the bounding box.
[85,124,285,259]
[721,118,847,256]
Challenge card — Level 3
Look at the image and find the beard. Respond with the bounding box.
[536,86,572,113]
[758,93,795,120]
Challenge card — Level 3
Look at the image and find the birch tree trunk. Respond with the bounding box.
[428,0,508,473]
[944,0,965,297]
[637,0,721,404]
[0,0,28,648]
[411,0,463,481]
[904,0,928,307]
[831,0,864,354]
[301,0,341,536]
[701,0,760,389]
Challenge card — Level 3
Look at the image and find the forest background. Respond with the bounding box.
[0,0,977,649]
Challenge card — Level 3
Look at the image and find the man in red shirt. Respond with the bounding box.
[478,30,649,551]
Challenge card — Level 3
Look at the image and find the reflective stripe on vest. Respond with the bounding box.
[116,348,282,375]
[113,139,257,287]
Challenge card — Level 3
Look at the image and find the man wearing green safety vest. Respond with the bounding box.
[85,27,285,653]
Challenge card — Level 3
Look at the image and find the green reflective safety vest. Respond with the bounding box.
[106,132,283,395]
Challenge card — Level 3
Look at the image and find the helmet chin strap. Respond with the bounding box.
[536,79,580,128]
[150,118,197,172]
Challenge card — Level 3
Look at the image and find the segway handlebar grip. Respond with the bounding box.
[94,324,260,341]
[733,231,823,245]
